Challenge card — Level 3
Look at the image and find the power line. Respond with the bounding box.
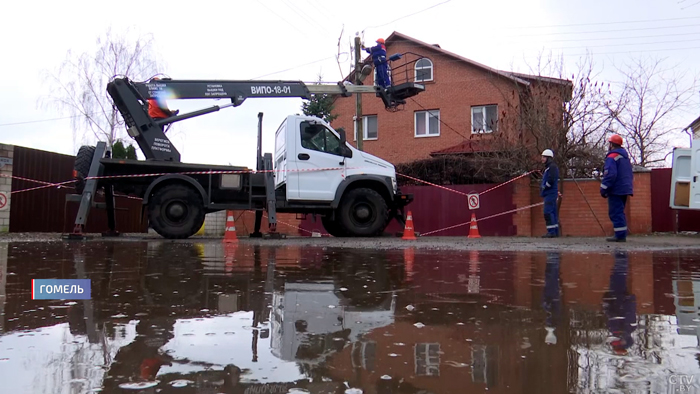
[554,37,700,51]
[562,44,700,57]
[362,0,453,31]
[503,15,700,30]
[250,56,336,79]
[507,31,700,44]
[500,23,700,38]
[0,114,84,127]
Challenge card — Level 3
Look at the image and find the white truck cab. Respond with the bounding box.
[273,115,408,237]
[669,138,700,210]
[274,115,397,200]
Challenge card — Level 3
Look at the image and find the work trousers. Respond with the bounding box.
[608,195,628,239]
[374,58,391,88]
[543,194,559,236]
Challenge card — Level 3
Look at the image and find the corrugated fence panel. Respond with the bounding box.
[650,168,675,233]
[650,168,700,233]
[10,145,147,233]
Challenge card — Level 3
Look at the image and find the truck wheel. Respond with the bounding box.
[74,145,96,194]
[322,215,348,237]
[148,184,205,239]
[338,188,389,237]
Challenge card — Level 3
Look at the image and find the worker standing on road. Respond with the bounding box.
[363,38,391,89]
[600,134,634,242]
[540,149,560,238]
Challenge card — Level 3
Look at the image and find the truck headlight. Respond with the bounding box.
[391,177,397,193]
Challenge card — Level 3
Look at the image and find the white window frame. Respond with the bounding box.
[414,110,440,138]
[471,105,498,134]
[414,58,434,82]
[414,343,440,376]
[353,115,378,141]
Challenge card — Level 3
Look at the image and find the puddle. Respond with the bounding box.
[0,241,699,393]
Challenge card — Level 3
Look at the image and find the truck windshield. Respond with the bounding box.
[300,122,342,156]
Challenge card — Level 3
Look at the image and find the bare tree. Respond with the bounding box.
[486,51,616,178]
[608,56,698,167]
[40,27,163,151]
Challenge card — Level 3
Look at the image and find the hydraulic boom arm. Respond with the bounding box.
[107,76,423,162]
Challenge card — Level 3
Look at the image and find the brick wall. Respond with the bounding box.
[518,170,652,237]
[0,144,13,232]
[331,39,527,165]
[513,177,533,237]
[329,35,571,167]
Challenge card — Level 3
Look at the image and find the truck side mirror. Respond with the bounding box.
[336,127,353,158]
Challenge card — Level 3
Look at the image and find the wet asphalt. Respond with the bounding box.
[1,239,700,393]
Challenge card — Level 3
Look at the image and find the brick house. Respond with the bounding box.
[330,31,573,165]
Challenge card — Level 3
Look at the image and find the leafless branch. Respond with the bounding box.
[38,26,163,152]
[607,55,698,167]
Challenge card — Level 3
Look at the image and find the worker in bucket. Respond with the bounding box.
[600,134,633,242]
[147,77,179,121]
[363,38,391,89]
[540,149,560,238]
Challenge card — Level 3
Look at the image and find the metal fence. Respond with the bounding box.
[10,145,147,233]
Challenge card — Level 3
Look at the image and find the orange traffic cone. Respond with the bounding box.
[402,211,417,240]
[404,247,415,280]
[224,242,237,272]
[467,213,481,238]
[223,210,239,243]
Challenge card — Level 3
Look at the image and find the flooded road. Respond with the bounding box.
[1,241,700,393]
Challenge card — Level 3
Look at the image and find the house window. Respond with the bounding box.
[415,58,433,82]
[351,341,377,371]
[299,121,343,156]
[354,115,378,140]
[471,105,498,134]
[415,110,440,137]
[415,343,440,376]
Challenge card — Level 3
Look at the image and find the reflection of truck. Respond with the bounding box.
[270,281,396,365]
[669,138,700,210]
[68,74,423,239]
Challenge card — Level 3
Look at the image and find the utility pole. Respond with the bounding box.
[354,34,364,152]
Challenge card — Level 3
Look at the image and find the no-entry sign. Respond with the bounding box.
[468,194,480,210]
[0,192,7,211]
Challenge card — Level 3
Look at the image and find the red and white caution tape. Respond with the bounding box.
[85,166,361,181]
[398,170,538,198]
[10,180,77,194]
[477,170,538,196]
[419,201,545,236]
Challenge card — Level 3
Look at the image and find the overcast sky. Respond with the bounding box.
[1,0,699,168]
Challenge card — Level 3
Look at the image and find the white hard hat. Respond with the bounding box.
[541,149,554,157]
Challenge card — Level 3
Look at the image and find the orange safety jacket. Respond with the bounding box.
[148,99,170,119]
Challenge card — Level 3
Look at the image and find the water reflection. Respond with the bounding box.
[1,242,700,393]
[542,251,561,346]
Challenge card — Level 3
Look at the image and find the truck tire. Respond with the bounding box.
[148,183,205,239]
[321,215,348,237]
[74,145,96,194]
[337,187,389,237]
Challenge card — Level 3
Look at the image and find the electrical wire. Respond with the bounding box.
[500,23,700,39]
[0,114,88,127]
[249,56,336,80]
[362,0,453,32]
[502,15,700,30]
